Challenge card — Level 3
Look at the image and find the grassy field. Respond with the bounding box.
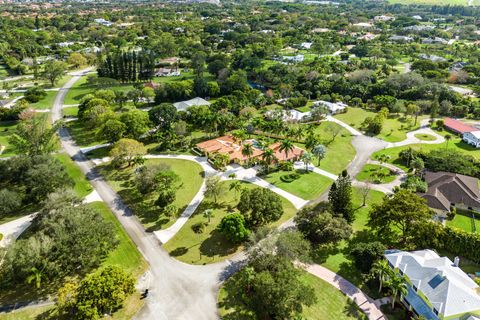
[0,305,54,320]
[263,169,333,200]
[62,106,78,117]
[54,153,93,198]
[98,158,204,231]
[66,120,106,147]
[447,213,479,234]
[356,164,397,184]
[0,121,17,157]
[312,122,356,174]
[371,138,480,171]
[29,90,57,110]
[164,181,297,264]
[334,107,428,142]
[218,269,367,320]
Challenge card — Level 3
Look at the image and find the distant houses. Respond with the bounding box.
[385,249,480,320]
[154,67,181,77]
[281,54,304,63]
[389,35,413,43]
[313,100,347,114]
[94,18,112,27]
[173,97,210,111]
[422,37,448,45]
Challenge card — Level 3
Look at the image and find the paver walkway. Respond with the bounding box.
[303,263,387,320]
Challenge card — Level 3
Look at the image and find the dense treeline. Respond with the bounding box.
[97,50,155,82]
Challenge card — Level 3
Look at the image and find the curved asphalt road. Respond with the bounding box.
[52,69,242,320]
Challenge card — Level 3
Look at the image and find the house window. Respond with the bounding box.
[413,285,417,291]
[433,308,439,315]
[399,269,404,275]
[468,207,473,210]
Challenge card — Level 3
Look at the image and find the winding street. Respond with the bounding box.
[51,69,240,320]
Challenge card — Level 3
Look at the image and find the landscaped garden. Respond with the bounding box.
[98,158,204,231]
[262,169,333,200]
[414,133,437,141]
[447,212,479,234]
[218,269,367,320]
[356,164,397,184]
[163,181,297,264]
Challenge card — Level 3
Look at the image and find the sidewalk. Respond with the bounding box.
[303,263,387,320]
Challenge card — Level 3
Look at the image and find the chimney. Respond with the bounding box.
[453,256,460,267]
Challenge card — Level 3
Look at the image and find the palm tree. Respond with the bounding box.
[241,143,254,166]
[26,267,44,289]
[301,152,312,172]
[371,259,392,293]
[445,134,452,149]
[388,273,408,309]
[279,139,295,161]
[203,209,214,225]
[232,129,247,145]
[312,144,327,166]
[261,148,277,173]
[229,181,243,200]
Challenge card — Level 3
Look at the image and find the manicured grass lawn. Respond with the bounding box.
[263,169,333,200]
[66,120,106,147]
[164,181,297,264]
[356,164,396,184]
[29,90,57,110]
[62,106,78,117]
[414,133,437,141]
[218,269,366,320]
[0,121,17,157]
[54,153,92,198]
[313,122,356,174]
[98,158,204,231]
[334,107,428,142]
[371,138,480,171]
[447,213,479,233]
[0,305,54,320]
[64,75,135,105]
[351,187,385,232]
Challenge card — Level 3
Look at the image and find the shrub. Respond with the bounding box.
[447,207,456,220]
[280,173,300,183]
[350,241,386,273]
[218,213,250,243]
[192,222,206,234]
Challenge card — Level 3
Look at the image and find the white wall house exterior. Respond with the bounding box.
[385,249,480,320]
[313,100,347,114]
[463,131,480,148]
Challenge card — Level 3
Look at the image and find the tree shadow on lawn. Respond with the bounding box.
[343,298,368,320]
[199,229,240,259]
[217,275,255,320]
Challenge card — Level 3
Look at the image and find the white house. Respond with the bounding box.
[389,35,413,42]
[463,131,480,148]
[385,249,480,320]
[282,55,304,63]
[374,15,395,22]
[313,100,347,114]
[173,97,210,111]
[265,109,310,122]
[422,37,448,45]
[352,22,373,28]
[94,18,112,27]
[155,68,181,77]
[300,42,313,49]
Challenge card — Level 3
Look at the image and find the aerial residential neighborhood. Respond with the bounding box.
[0,0,480,319]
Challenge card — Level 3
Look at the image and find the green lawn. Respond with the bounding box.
[66,120,106,147]
[64,75,135,105]
[312,122,356,174]
[263,169,333,200]
[371,138,480,171]
[0,305,54,320]
[164,181,297,264]
[62,106,78,117]
[388,0,469,5]
[29,90,57,110]
[54,153,92,198]
[356,164,397,184]
[447,213,478,233]
[351,188,385,232]
[98,158,204,231]
[218,269,366,320]
[334,107,428,142]
[414,133,437,141]
[0,121,17,157]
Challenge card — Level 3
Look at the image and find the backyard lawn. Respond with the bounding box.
[218,269,366,320]
[98,158,204,231]
[447,212,479,234]
[263,169,333,200]
[356,164,397,184]
[334,107,428,142]
[0,121,17,157]
[164,181,297,264]
[313,121,356,174]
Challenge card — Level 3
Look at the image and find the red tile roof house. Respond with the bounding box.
[195,136,304,166]
[443,117,477,134]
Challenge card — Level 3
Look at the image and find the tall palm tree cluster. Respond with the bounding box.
[371,259,408,309]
